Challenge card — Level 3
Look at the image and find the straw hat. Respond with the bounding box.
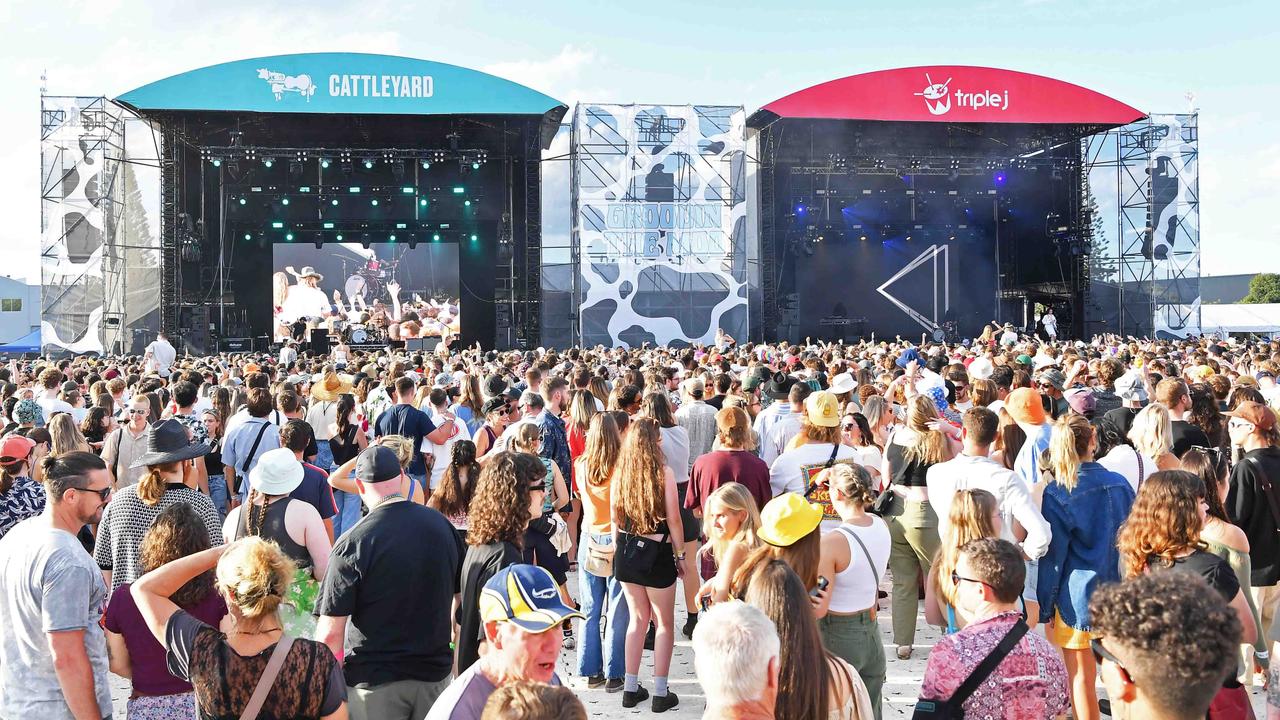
[311,371,354,401]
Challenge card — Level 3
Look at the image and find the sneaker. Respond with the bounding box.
[562,623,576,650]
[586,674,605,689]
[643,622,655,650]
[605,678,625,693]
[682,613,698,639]
[652,691,680,713]
[622,685,649,708]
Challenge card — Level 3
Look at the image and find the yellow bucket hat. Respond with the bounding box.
[757,492,823,547]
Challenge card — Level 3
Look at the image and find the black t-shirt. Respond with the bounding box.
[1102,406,1141,440]
[374,405,437,475]
[1227,447,1280,587]
[314,501,462,686]
[1170,420,1211,459]
[455,540,523,673]
[1164,549,1240,601]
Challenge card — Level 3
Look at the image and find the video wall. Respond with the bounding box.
[270,242,459,341]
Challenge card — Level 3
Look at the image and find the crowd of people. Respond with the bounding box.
[0,327,1276,719]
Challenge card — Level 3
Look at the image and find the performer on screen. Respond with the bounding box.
[278,266,334,323]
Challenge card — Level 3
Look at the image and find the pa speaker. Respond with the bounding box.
[308,329,330,355]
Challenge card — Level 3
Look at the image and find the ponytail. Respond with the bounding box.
[1048,414,1093,492]
[136,464,178,505]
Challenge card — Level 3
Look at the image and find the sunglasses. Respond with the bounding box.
[1090,638,1129,676]
[1229,419,1255,431]
[528,483,546,493]
[950,571,991,589]
[73,485,112,502]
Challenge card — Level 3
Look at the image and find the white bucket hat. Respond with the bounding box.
[249,447,304,496]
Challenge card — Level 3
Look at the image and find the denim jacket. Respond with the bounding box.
[1036,461,1135,629]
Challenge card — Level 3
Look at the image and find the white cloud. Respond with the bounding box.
[483,45,597,102]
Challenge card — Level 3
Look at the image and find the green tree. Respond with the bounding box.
[1242,273,1280,304]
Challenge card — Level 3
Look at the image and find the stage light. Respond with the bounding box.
[321,159,331,169]
[993,171,1008,187]
[332,199,339,206]
[349,187,360,193]
[298,186,311,193]
[396,223,407,229]
[243,233,251,241]
[796,204,805,214]
[389,234,396,242]
[470,234,478,242]
[421,161,430,170]
[905,235,912,241]
[263,158,274,168]
[402,187,414,194]
[433,233,441,241]
[281,198,290,206]
[419,198,428,207]
[336,234,343,241]
[212,159,221,167]
[472,162,480,170]
[364,159,375,169]
[452,187,465,194]
[860,235,867,241]
[464,200,471,207]
[239,198,246,206]
[271,222,284,229]
[370,199,379,206]
[285,233,294,241]
[323,222,335,229]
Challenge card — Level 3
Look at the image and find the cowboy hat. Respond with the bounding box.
[130,419,210,468]
[310,371,354,401]
[298,266,324,281]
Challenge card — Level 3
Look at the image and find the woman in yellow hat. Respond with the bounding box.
[731,492,824,598]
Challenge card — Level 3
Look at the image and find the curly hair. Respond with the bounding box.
[612,417,667,535]
[215,536,296,619]
[140,503,214,607]
[375,434,415,470]
[1089,570,1240,718]
[466,451,538,548]
[931,489,1000,609]
[1116,470,1205,577]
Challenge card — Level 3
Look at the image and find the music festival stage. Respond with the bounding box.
[38,58,1200,353]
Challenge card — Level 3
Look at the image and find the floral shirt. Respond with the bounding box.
[0,477,46,540]
[920,611,1069,719]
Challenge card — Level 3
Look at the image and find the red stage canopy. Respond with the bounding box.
[757,66,1146,126]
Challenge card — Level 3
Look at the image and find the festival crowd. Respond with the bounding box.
[0,325,1276,720]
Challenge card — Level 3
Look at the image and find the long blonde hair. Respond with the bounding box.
[580,413,621,488]
[1128,403,1173,459]
[49,413,90,457]
[215,536,295,619]
[1048,413,1095,491]
[905,395,951,466]
[932,489,1000,609]
[612,417,666,534]
[137,461,182,505]
[702,482,761,565]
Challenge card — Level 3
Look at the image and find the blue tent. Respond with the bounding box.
[0,330,42,354]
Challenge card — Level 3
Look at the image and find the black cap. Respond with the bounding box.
[482,396,509,415]
[484,374,507,398]
[355,446,402,484]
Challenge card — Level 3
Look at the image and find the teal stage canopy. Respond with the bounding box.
[116,53,565,117]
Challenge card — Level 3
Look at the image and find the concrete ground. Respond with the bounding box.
[112,568,1269,718]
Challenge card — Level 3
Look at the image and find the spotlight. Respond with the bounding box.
[263,158,274,168]
[464,200,471,207]
[321,159,331,169]
[421,161,431,170]
[243,233,251,241]
[363,159,375,169]
[371,199,379,206]
[212,159,221,167]
[389,234,396,242]
[336,234,343,241]
[470,234,478,242]
[419,198,428,207]
[239,198,246,206]
[281,198,290,206]
[993,171,1008,187]
[471,162,480,170]
[331,199,339,206]
[433,233,441,241]
[285,232,294,241]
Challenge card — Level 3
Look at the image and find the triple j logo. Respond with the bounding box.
[913,73,1010,115]
[914,74,952,116]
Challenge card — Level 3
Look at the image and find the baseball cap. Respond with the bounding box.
[1015,354,1033,367]
[0,435,35,465]
[479,564,585,633]
[1064,387,1097,416]
[481,396,509,416]
[805,391,841,428]
[756,493,823,547]
[1005,387,1047,426]
[434,372,455,388]
[60,380,79,394]
[1227,402,1276,432]
[354,446,402,484]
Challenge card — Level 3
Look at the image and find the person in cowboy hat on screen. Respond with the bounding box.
[280,266,333,324]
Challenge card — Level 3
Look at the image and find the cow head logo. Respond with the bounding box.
[256,68,317,102]
[914,73,952,116]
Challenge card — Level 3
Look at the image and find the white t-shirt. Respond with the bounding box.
[35,395,74,423]
[1043,313,1058,337]
[279,285,331,322]
[422,409,465,490]
[145,339,177,377]
[1098,443,1154,492]
[769,442,860,497]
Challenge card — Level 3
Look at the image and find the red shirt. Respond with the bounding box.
[684,450,771,513]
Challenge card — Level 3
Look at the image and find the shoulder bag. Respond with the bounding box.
[911,619,1029,719]
[1246,455,1280,535]
[239,636,295,720]
[870,431,897,516]
[235,420,272,495]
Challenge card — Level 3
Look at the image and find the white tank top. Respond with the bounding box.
[827,518,892,614]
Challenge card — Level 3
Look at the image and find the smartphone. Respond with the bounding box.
[700,595,711,612]
[809,576,830,598]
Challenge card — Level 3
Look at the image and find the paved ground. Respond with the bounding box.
[112,568,1269,718]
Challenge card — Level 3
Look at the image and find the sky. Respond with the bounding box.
[1,0,1276,286]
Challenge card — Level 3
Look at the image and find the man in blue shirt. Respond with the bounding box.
[374,376,458,493]
[221,387,281,506]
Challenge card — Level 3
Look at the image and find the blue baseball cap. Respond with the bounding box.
[480,564,584,633]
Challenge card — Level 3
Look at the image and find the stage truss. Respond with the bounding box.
[1083,114,1200,338]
